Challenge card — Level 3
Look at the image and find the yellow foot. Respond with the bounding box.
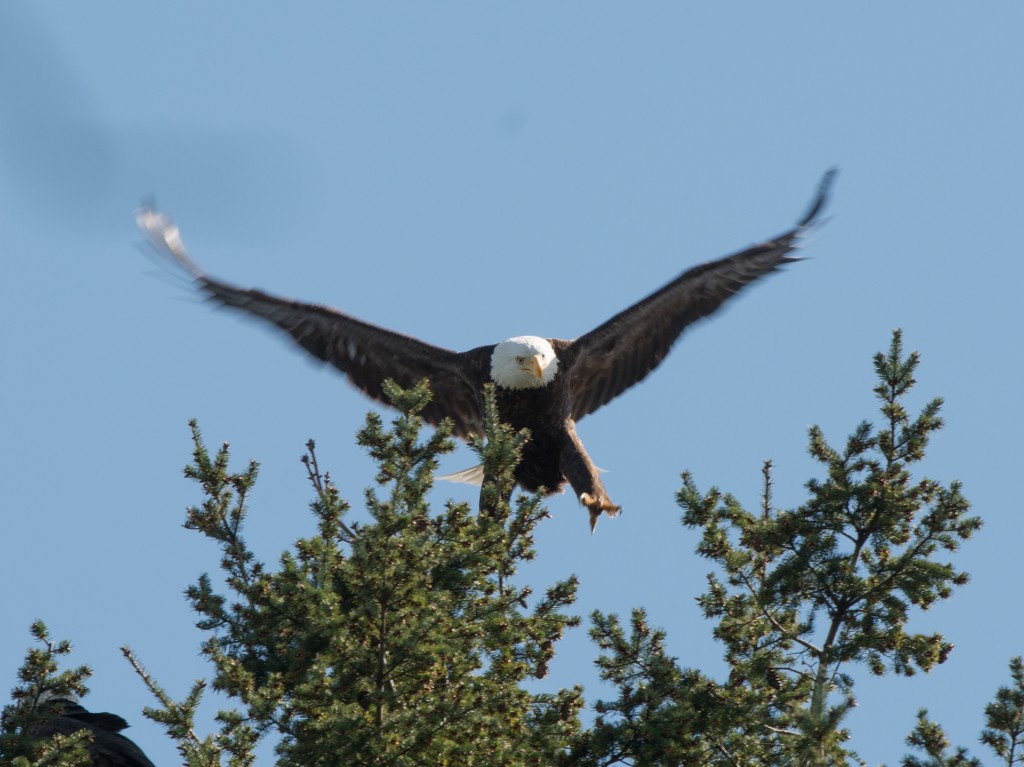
[580,492,622,533]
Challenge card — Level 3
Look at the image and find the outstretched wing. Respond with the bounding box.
[563,169,836,421]
[137,206,491,438]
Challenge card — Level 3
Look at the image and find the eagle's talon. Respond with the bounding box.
[580,492,622,533]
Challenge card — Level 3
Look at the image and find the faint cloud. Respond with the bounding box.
[497,104,528,138]
[0,4,116,224]
[0,5,307,241]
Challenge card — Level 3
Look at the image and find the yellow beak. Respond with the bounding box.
[530,355,544,380]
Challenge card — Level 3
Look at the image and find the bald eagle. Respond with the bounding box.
[138,170,835,531]
[27,698,156,767]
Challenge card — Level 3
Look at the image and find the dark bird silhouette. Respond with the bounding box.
[28,698,156,767]
[139,170,835,531]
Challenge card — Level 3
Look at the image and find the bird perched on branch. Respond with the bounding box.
[27,697,156,767]
[138,169,835,532]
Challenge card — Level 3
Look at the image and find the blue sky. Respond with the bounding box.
[2,3,1022,765]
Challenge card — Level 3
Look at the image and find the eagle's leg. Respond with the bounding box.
[560,422,621,533]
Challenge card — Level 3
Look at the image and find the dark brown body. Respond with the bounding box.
[28,700,156,767]
[493,346,611,507]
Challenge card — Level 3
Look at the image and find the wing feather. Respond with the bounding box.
[137,206,491,438]
[564,169,836,421]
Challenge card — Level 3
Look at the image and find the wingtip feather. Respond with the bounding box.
[797,167,839,228]
[135,202,205,279]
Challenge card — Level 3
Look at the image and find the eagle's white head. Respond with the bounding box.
[490,336,559,390]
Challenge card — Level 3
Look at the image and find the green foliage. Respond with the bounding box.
[6,333,1012,767]
[900,656,1024,767]
[566,609,723,766]
[131,380,582,766]
[120,648,228,767]
[0,621,93,767]
[577,330,982,766]
[981,656,1024,765]
[900,710,982,767]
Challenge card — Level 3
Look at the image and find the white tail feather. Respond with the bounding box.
[437,464,487,486]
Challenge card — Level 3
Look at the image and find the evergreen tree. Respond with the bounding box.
[980,656,1024,766]
[898,656,1024,767]
[899,710,983,767]
[573,330,982,766]
[127,380,582,766]
[7,333,1017,767]
[1,621,93,767]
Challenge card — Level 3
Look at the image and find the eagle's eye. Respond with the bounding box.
[515,356,526,364]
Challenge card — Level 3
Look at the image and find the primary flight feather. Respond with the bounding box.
[138,169,835,532]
